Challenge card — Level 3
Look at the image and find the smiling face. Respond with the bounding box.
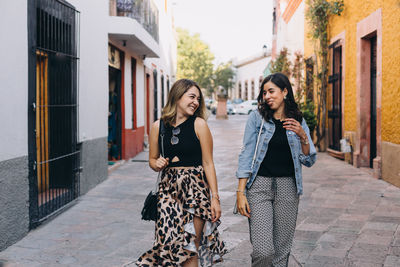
[176,86,201,117]
[262,80,288,111]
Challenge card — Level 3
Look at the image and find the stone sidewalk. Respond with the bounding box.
[1,115,400,267]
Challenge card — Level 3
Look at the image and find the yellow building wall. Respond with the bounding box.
[304,0,400,144]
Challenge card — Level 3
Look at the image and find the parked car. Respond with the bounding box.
[211,100,236,115]
[210,100,218,114]
[227,100,236,115]
[231,98,244,105]
[236,100,258,114]
[205,98,215,110]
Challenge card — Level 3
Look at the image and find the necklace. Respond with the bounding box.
[274,115,286,122]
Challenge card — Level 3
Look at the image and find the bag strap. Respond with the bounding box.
[250,118,264,170]
[153,120,165,192]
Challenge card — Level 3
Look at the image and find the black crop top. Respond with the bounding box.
[257,117,295,177]
[159,116,202,167]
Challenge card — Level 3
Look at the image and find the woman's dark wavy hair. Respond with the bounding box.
[257,72,303,122]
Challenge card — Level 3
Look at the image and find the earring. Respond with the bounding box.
[284,96,287,100]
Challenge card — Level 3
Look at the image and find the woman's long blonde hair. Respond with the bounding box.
[161,79,207,126]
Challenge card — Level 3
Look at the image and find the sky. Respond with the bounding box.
[171,0,273,64]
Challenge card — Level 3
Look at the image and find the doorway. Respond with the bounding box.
[328,44,342,151]
[370,36,377,167]
[29,0,80,227]
[153,70,158,120]
[108,66,122,161]
[161,75,165,108]
[146,73,150,135]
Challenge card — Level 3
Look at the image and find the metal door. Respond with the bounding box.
[28,0,80,227]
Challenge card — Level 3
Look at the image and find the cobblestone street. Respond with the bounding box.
[1,115,400,267]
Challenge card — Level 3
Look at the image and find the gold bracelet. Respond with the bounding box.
[236,190,245,194]
[300,137,309,145]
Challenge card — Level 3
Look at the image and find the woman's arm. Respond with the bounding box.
[149,120,169,172]
[195,118,218,196]
[236,178,251,218]
[195,117,220,222]
[283,118,316,167]
[299,119,317,167]
[235,112,260,218]
[236,111,258,179]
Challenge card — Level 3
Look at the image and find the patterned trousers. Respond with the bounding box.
[247,176,299,267]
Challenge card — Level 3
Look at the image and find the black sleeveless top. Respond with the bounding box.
[159,116,202,167]
[257,117,295,177]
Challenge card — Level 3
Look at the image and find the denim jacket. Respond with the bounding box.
[236,110,317,195]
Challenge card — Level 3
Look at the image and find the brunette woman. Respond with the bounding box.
[236,73,317,267]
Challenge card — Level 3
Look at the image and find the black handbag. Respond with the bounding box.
[141,191,158,221]
[141,120,165,221]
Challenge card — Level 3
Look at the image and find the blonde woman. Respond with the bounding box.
[136,79,226,266]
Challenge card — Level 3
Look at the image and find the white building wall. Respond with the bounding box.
[124,53,133,129]
[236,56,270,100]
[276,1,304,61]
[0,0,28,161]
[136,62,145,127]
[69,0,109,143]
[145,0,177,118]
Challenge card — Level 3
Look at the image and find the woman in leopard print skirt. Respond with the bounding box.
[136,79,226,267]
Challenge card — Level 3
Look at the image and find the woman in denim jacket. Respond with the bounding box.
[236,73,316,267]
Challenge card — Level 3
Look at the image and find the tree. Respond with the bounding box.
[211,62,235,96]
[269,47,292,77]
[176,28,215,89]
[305,0,344,150]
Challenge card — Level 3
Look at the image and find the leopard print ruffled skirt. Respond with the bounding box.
[136,166,226,267]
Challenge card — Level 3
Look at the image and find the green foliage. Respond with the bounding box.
[176,28,215,89]
[290,52,317,136]
[269,47,292,77]
[211,62,236,96]
[305,0,343,150]
[269,48,317,134]
[293,52,304,103]
[299,99,317,135]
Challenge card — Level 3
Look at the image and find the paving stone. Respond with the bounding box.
[303,215,338,225]
[389,246,400,257]
[362,222,398,232]
[310,245,348,258]
[392,236,400,246]
[332,220,366,232]
[291,240,317,264]
[348,243,388,265]
[296,223,330,232]
[319,232,359,243]
[338,214,369,222]
[305,255,345,267]
[356,232,393,246]
[346,261,383,267]
[369,215,400,223]
[294,230,323,242]
[384,255,400,266]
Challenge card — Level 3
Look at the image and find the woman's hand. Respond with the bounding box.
[155,156,169,171]
[283,118,306,140]
[210,198,221,222]
[236,192,251,218]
